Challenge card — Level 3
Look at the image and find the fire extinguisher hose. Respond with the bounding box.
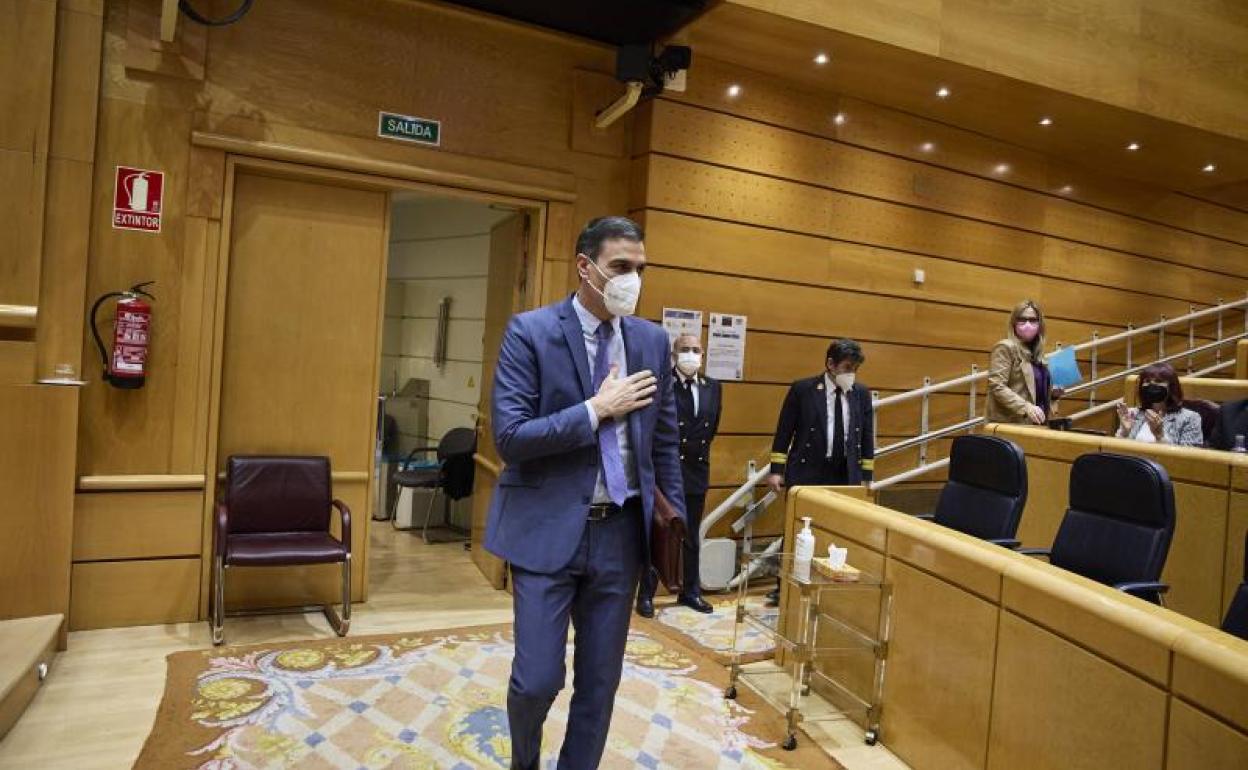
[89,291,125,374]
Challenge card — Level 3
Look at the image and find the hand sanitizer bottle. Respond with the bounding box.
[794,516,815,582]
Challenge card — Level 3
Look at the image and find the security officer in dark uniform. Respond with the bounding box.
[636,333,719,618]
[764,338,874,603]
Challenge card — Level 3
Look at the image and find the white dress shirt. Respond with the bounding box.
[573,295,639,503]
[824,373,851,458]
[676,369,700,416]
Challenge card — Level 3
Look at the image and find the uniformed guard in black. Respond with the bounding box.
[637,333,720,617]
[764,339,875,605]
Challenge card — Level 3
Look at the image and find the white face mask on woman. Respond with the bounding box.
[587,260,641,317]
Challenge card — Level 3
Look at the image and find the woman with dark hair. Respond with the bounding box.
[1115,363,1203,446]
[987,300,1062,425]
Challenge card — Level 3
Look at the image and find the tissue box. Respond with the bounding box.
[813,557,860,582]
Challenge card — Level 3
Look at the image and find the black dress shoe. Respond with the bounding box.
[677,594,714,614]
[765,588,780,607]
[635,597,655,618]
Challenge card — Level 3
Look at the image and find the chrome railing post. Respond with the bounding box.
[1158,315,1167,361]
[743,459,757,557]
[1126,323,1134,370]
[1216,298,1224,367]
[968,364,978,421]
[1087,336,1097,410]
[1188,304,1196,374]
[919,377,931,468]
[872,389,880,458]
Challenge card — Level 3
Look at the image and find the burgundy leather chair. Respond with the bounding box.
[211,456,351,645]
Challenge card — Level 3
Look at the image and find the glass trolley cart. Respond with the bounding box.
[724,553,893,750]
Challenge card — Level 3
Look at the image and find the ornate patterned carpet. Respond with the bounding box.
[134,624,842,769]
[647,595,779,665]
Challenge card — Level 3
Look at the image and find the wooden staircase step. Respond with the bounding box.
[0,614,61,742]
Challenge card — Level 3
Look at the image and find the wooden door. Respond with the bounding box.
[215,171,387,608]
[470,212,529,588]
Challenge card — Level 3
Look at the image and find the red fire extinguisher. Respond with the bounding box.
[90,281,155,389]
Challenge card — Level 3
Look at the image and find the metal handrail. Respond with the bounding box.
[698,295,1248,530]
[869,297,1248,489]
[873,296,1248,409]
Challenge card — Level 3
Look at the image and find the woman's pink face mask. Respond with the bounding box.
[1015,319,1040,342]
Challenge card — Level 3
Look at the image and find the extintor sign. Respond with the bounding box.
[112,166,164,233]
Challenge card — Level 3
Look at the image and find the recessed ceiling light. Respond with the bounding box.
[992,163,1011,175]
[1126,142,1141,151]
[919,142,936,153]
[726,84,741,98]
[1202,163,1216,173]
[814,52,829,65]
[936,86,951,99]
[1058,185,1074,195]
[832,112,847,126]
[1038,117,1053,126]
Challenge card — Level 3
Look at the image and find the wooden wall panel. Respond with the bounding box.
[987,610,1168,770]
[644,100,1248,278]
[69,558,199,631]
[663,56,1248,246]
[0,386,79,628]
[883,558,998,770]
[72,490,202,561]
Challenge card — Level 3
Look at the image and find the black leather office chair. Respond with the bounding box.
[918,435,1027,547]
[390,427,477,543]
[1021,452,1175,605]
[1221,530,1248,641]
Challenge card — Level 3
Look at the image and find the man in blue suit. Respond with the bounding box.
[485,216,685,769]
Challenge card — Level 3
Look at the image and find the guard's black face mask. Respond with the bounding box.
[1141,382,1169,406]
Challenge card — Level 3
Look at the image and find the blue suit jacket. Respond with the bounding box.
[484,296,686,574]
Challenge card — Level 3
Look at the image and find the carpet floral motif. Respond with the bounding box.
[174,629,801,769]
[653,595,778,663]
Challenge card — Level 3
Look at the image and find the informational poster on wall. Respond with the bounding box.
[661,307,702,346]
[706,312,747,381]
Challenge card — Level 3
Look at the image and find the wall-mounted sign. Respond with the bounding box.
[378,111,441,147]
[706,312,747,381]
[112,166,164,233]
[661,307,702,346]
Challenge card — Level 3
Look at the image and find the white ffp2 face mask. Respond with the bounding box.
[588,260,641,317]
[834,372,856,392]
[676,352,702,376]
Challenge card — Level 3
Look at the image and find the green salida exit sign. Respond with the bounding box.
[378,111,441,147]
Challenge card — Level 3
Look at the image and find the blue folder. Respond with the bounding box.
[1048,346,1082,388]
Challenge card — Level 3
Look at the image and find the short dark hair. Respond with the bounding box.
[575,216,644,261]
[1139,362,1184,413]
[826,338,865,366]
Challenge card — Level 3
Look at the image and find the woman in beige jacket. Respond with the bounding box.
[987,300,1062,424]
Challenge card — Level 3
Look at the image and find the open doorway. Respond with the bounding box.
[372,191,528,591]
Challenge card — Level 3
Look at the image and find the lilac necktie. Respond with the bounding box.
[592,322,628,506]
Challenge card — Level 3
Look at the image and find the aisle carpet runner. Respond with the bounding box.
[134,622,840,769]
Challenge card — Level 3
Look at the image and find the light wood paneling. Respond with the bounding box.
[0,385,78,627]
[644,100,1248,280]
[1171,628,1248,734]
[882,558,997,770]
[1229,492,1248,619]
[0,147,50,308]
[0,0,56,155]
[664,56,1248,245]
[1166,697,1248,770]
[69,558,199,631]
[986,610,1168,770]
[73,490,203,561]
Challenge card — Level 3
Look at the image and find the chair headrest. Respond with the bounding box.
[1069,452,1174,528]
[438,427,478,459]
[225,455,332,533]
[947,435,1026,495]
